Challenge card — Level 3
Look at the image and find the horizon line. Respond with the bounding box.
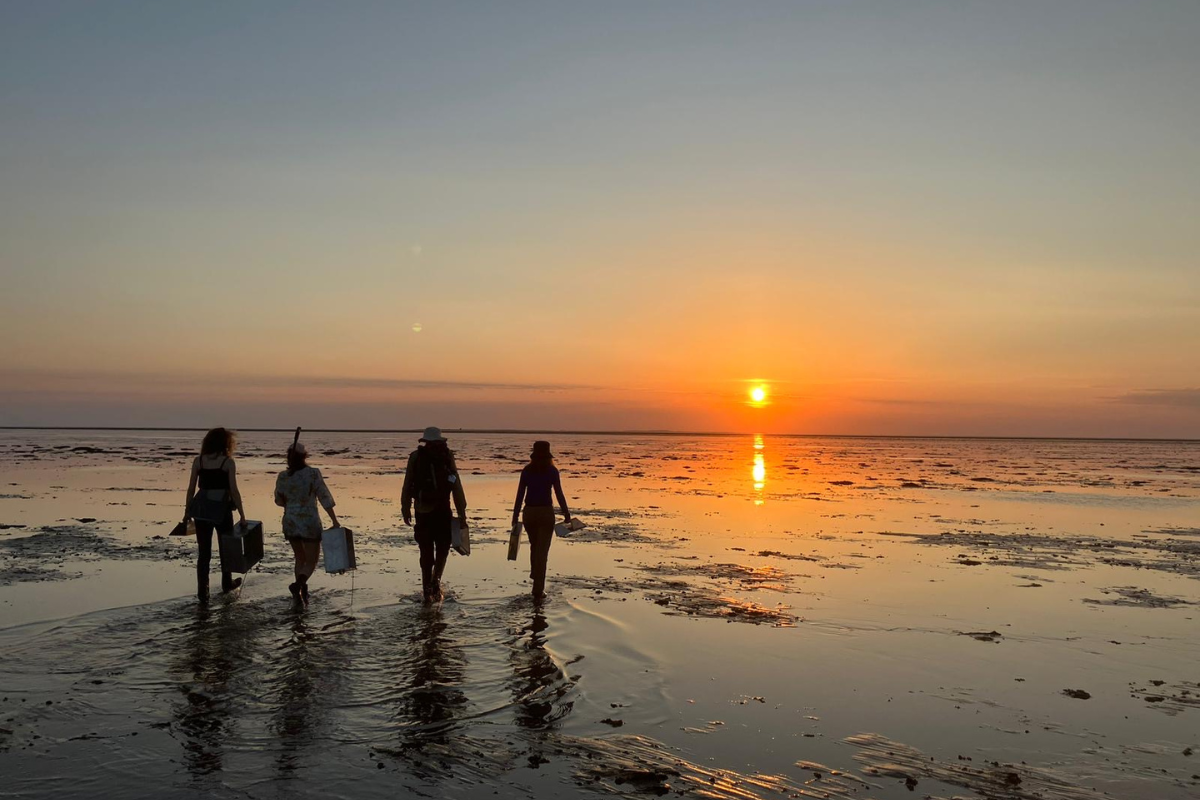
[0,426,1197,444]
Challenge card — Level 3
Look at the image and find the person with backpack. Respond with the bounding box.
[401,427,468,603]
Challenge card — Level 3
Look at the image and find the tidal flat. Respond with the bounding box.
[0,430,1197,798]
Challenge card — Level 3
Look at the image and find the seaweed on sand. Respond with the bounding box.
[568,734,859,799]
[846,732,1115,799]
[881,530,1200,579]
[1083,586,1195,608]
[556,568,798,628]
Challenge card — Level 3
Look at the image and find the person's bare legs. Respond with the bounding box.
[299,539,320,603]
[288,539,307,602]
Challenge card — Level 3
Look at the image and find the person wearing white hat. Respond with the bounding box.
[274,439,340,605]
[401,426,468,603]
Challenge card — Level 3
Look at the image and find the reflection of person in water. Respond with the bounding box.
[397,608,468,744]
[271,609,352,780]
[171,605,239,780]
[273,611,318,779]
[510,609,574,731]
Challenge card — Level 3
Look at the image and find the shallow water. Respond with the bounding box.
[0,431,1197,798]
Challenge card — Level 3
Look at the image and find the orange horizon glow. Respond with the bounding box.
[1,365,1198,438]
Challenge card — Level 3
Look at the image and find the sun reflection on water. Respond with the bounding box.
[752,435,765,505]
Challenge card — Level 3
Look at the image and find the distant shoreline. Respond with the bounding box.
[0,426,1195,444]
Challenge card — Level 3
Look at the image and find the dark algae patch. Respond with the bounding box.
[847,732,1113,799]
[884,530,1200,578]
[0,524,223,585]
[1129,680,1200,715]
[1083,586,1195,608]
[565,734,824,799]
[557,570,799,627]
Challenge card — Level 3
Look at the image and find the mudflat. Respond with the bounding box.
[0,430,1197,798]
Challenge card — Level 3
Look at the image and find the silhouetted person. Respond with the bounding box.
[274,440,340,605]
[512,441,571,601]
[183,427,246,602]
[401,427,468,603]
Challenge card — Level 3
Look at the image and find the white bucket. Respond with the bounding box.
[322,527,357,573]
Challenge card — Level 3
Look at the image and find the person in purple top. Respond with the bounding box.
[512,440,571,601]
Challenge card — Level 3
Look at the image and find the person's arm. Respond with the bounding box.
[183,457,199,522]
[553,468,570,522]
[451,471,468,524]
[315,469,339,528]
[400,453,416,525]
[227,459,246,524]
[512,469,528,526]
[274,473,287,508]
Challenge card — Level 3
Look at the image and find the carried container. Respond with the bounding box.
[507,522,522,561]
[451,519,471,556]
[219,520,264,573]
[554,518,586,537]
[322,527,357,574]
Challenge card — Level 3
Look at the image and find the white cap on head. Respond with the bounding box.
[290,441,309,456]
[419,426,447,443]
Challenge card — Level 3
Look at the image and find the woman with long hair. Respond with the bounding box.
[511,440,571,601]
[274,440,339,605]
[182,427,247,602]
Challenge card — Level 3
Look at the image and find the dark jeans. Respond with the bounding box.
[195,520,235,594]
[522,506,555,596]
[414,509,452,593]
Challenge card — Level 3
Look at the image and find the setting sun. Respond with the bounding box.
[749,385,768,406]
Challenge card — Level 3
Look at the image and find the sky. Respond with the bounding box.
[1,1,1198,437]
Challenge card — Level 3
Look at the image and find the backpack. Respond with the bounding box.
[416,448,455,508]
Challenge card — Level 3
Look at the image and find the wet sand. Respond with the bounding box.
[0,431,1197,798]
